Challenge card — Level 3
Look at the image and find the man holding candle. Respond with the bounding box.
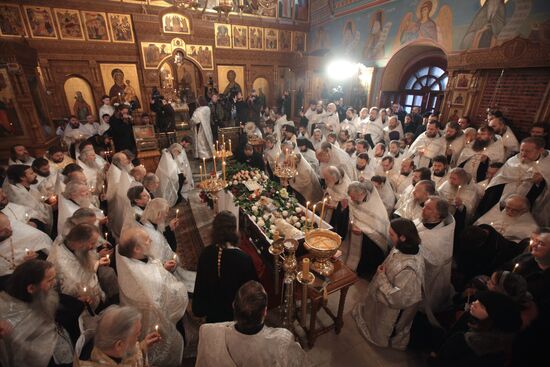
[117,227,188,367]
[196,281,306,367]
[394,180,436,222]
[457,125,505,183]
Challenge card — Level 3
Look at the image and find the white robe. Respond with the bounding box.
[391,173,412,197]
[1,202,35,225]
[377,180,396,216]
[77,159,102,190]
[319,145,355,184]
[57,195,104,237]
[156,149,181,207]
[438,180,480,223]
[431,171,449,190]
[263,143,281,173]
[474,206,538,243]
[457,138,505,183]
[0,218,52,277]
[2,182,52,230]
[289,158,323,204]
[274,115,293,142]
[445,134,466,167]
[353,249,424,350]
[383,124,404,144]
[394,196,423,222]
[196,322,306,367]
[98,104,115,119]
[364,117,385,144]
[301,148,319,175]
[7,157,35,166]
[116,251,187,367]
[486,151,550,227]
[346,188,390,270]
[191,106,214,159]
[0,292,73,367]
[33,171,58,197]
[47,242,105,310]
[110,170,133,240]
[63,124,90,146]
[405,132,446,168]
[415,215,455,323]
[499,127,520,159]
[351,164,375,182]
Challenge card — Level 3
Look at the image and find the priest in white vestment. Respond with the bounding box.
[457,126,505,183]
[394,180,436,222]
[415,196,456,325]
[479,137,550,226]
[353,218,424,350]
[351,153,375,182]
[31,158,59,198]
[0,260,73,367]
[297,138,320,175]
[191,98,214,159]
[322,166,351,232]
[57,181,105,236]
[371,176,396,216]
[347,181,391,276]
[391,159,414,197]
[316,142,355,183]
[77,147,103,191]
[196,280,306,367]
[0,213,52,284]
[63,116,91,147]
[404,121,446,168]
[0,188,40,225]
[474,194,538,243]
[288,153,323,204]
[3,165,53,231]
[443,122,466,167]
[489,116,520,158]
[430,155,449,190]
[263,135,281,176]
[362,107,385,148]
[309,128,325,151]
[47,146,75,172]
[7,144,35,166]
[438,168,480,224]
[117,227,188,367]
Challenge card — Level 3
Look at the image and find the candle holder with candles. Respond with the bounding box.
[273,150,298,180]
[198,139,233,193]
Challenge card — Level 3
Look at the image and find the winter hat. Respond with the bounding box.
[476,291,522,332]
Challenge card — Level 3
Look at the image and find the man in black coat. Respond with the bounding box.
[105,105,136,153]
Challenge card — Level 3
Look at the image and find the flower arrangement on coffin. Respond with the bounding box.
[224,162,317,240]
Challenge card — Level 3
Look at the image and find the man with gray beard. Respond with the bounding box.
[77,305,161,367]
[57,181,105,236]
[77,147,103,191]
[0,260,73,367]
[47,224,111,344]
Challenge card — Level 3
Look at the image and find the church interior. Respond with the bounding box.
[1,0,550,366]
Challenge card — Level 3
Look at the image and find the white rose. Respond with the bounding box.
[270,229,275,234]
[270,225,276,230]
[233,180,238,185]
[250,215,256,222]
[291,216,299,222]
[295,207,302,213]
[286,203,291,208]
[263,214,270,220]
[301,216,306,222]
[251,205,258,213]
[257,219,265,227]
[282,210,289,217]
[294,222,301,228]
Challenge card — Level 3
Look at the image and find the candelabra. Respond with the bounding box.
[269,236,315,329]
[273,149,298,180]
[198,134,232,193]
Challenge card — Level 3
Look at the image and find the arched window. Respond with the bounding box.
[400,64,448,113]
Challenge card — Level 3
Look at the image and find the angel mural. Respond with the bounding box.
[395,0,452,50]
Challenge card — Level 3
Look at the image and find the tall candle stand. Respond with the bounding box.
[273,149,298,185]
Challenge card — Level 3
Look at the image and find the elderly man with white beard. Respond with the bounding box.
[347,181,391,278]
[457,125,505,183]
[438,167,480,226]
[476,137,550,226]
[0,212,52,290]
[0,260,74,367]
[106,151,134,239]
[77,147,103,191]
[414,196,456,326]
[117,227,188,367]
[489,116,520,158]
[394,180,436,222]
[475,194,538,243]
[288,153,323,205]
[405,120,446,168]
[47,223,112,343]
[57,181,105,236]
[316,141,355,183]
[77,305,161,367]
[3,164,53,233]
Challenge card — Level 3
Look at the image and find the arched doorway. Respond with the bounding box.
[63,76,95,120]
[380,44,447,113]
[158,49,203,104]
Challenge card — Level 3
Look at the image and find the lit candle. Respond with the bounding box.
[200,165,203,181]
[203,158,207,177]
[154,324,159,333]
[173,254,177,261]
[229,139,232,152]
[311,204,317,227]
[106,254,110,261]
[176,209,180,219]
[25,248,30,255]
[513,263,520,273]
[319,198,327,227]
[222,161,226,181]
[457,185,462,200]
[302,258,310,277]
[304,201,310,229]
[82,286,87,293]
[213,154,217,177]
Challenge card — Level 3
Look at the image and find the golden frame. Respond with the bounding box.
[0,4,28,38]
[249,26,264,50]
[292,31,307,53]
[108,13,135,43]
[161,13,190,35]
[264,28,278,51]
[54,8,85,41]
[81,11,111,42]
[186,44,214,71]
[232,25,248,50]
[217,65,245,97]
[23,6,57,39]
[278,29,292,52]
[141,42,172,69]
[214,23,232,49]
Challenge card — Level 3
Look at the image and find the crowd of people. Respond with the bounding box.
[1,92,549,366]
